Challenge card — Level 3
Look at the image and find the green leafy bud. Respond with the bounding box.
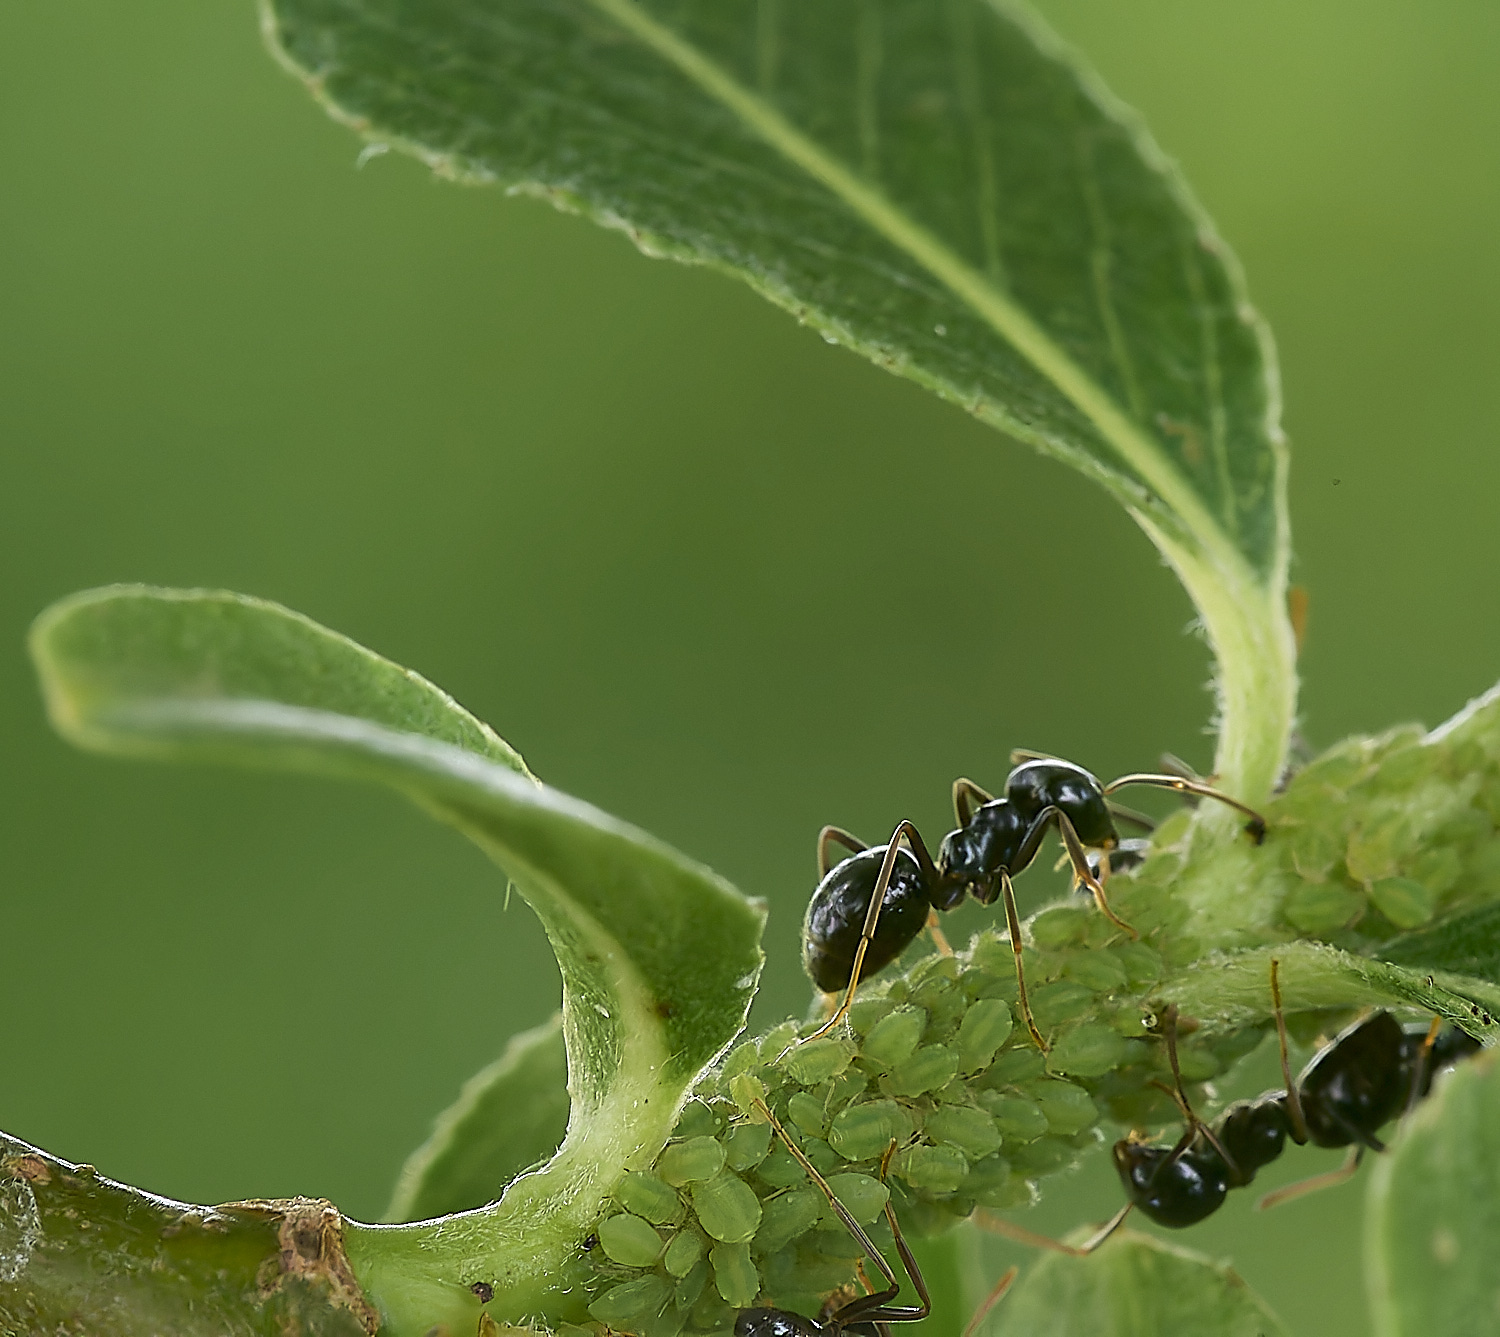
[887,1044,960,1096]
[893,1143,968,1192]
[711,1241,760,1308]
[724,1120,773,1172]
[659,1136,728,1186]
[754,1187,821,1254]
[616,1171,683,1225]
[1027,1079,1098,1135]
[925,1105,1002,1160]
[1370,876,1436,928]
[589,1275,671,1328]
[663,1227,705,1278]
[783,1037,855,1085]
[1045,1023,1139,1077]
[598,1213,665,1268]
[1284,881,1365,934]
[862,1006,927,1068]
[828,1099,913,1161]
[823,1173,889,1225]
[691,1170,762,1243]
[958,998,1014,1070]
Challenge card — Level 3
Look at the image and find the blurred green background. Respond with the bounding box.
[2,2,1497,1332]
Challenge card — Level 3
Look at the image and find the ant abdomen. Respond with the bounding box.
[1297,1012,1409,1150]
[1113,1140,1231,1228]
[802,845,931,993]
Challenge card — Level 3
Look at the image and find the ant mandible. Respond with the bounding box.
[799,752,1265,1051]
[736,1100,950,1337]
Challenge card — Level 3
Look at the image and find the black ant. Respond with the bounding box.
[737,1101,943,1337]
[799,752,1264,1051]
[1112,960,1483,1228]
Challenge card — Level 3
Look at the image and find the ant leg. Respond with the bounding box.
[925,910,954,957]
[1055,812,1139,939]
[1257,1147,1363,1212]
[1105,800,1157,833]
[797,822,933,1049]
[973,1202,1132,1258]
[819,826,868,879]
[997,870,1047,1053]
[1405,1017,1444,1116]
[953,777,994,826]
[1102,773,1266,843]
[960,1266,1019,1337]
[755,1104,927,1323]
[1150,1005,1236,1173]
[1269,959,1310,1144]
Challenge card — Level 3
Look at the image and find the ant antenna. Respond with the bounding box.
[1149,1004,1236,1172]
[1102,773,1266,843]
[1269,959,1310,1144]
[973,1203,1131,1257]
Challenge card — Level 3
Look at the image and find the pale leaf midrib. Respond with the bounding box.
[585,0,1254,587]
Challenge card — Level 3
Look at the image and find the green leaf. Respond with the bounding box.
[385,1013,571,1223]
[1159,942,1500,1042]
[982,1232,1288,1336]
[1366,1052,1500,1337]
[262,0,1296,805]
[1379,902,1500,987]
[30,585,766,1335]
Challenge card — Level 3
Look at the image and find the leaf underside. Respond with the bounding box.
[263,0,1285,585]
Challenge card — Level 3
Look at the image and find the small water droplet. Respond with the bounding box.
[934,324,947,337]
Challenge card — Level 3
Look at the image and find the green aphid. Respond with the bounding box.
[1029,905,1091,949]
[659,1135,728,1187]
[828,1098,913,1161]
[787,1091,829,1138]
[598,1213,666,1268]
[886,1043,959,1097]
[957,997,1013,1071]
[822,1172,889,1225]
[1026,980,1096,1029]
[1284,881,1365,935]
[849,994,898,1035]
[690,1170,762,1243]
[724,1120,773,1172]
[1007,1136,1076,1178]
[925,1104,1002,1160]
[1108,940,1163,988]
[784,1037,856,1086]
[986,1047,1046,1086]
[729,1072,767,1117]
[756,1145,812,1189]
[616,1171,683,1225]
[676,1100,722,1140]
[862,1005,927,1068]
[664,1227,706,1278]
[754,1187,821,1254]
[1045,1022,1138,1077]
[674,1258,708,1311]
[1027,1078,1098,1134]
[589,1274,671,1328]
[711,1241,760,1308]
[894,1143,968,1192]
[1061,949,1128,994]
[982,1093,1048,1142]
